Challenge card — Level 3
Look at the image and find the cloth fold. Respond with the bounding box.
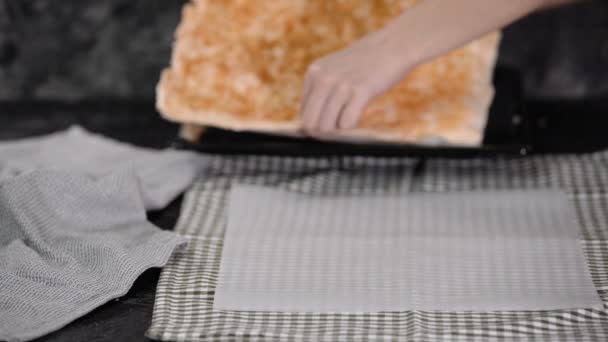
[0,127,203,341]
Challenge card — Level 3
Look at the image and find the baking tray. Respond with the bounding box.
[174,67,529,158]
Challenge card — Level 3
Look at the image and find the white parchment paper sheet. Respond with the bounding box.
[215,185,601,312]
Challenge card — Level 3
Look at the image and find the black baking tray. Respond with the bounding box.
[174,67,530,158]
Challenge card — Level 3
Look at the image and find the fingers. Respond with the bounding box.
[303,81,350,134]
[300,65,316,115]
[301,79,333,132]
[301,63,370,134]
[339,90,369,130]
[318,85,350,133]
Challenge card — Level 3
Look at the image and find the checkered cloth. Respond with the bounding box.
[146,154,608,341]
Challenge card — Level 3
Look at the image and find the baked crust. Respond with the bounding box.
[157,0,501,146]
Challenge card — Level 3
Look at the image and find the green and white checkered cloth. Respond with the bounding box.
[147,154,608,341]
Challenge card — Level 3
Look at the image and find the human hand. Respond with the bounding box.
[300,0,560,136]
[300,28,412,134]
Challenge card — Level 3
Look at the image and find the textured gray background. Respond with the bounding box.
[0,0,606,101]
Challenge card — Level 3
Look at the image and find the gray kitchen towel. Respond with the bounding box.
[0,127,204,341]
[0,126,206,210]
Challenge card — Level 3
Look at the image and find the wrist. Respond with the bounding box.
[377,22,422,78]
